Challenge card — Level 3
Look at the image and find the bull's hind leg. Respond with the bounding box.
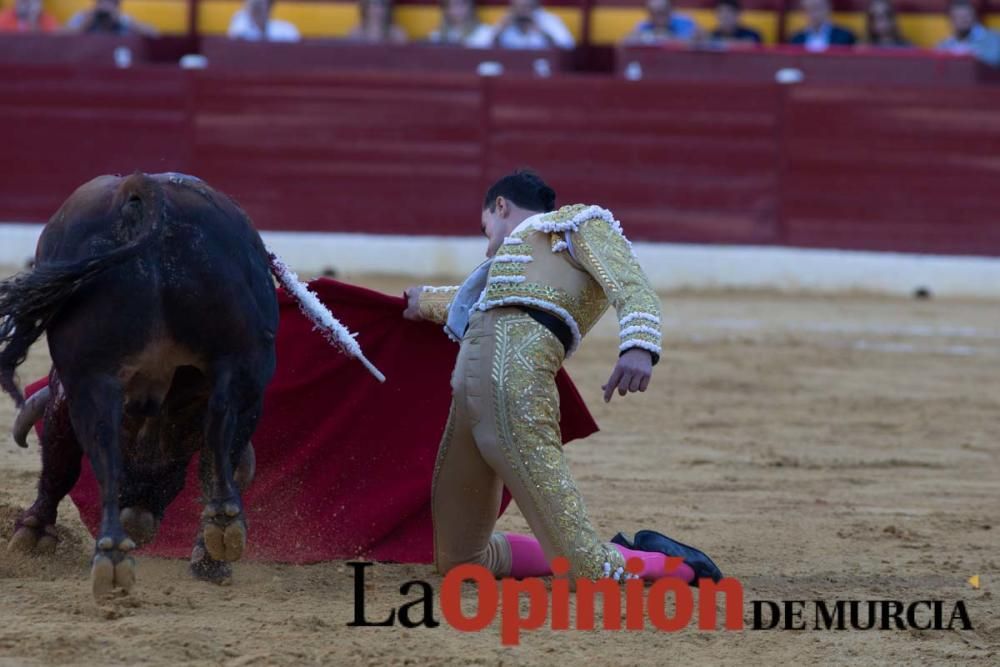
[118,456,190,547]
[190,443,255,584]
[199,366,261,564]
[9,390,83,555]
[65,375,136,597]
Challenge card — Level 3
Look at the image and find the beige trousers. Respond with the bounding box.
[430,307,624,580]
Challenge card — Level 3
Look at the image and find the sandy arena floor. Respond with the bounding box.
[0,269,997,666]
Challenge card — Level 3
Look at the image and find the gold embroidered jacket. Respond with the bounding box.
[416,204,662,358]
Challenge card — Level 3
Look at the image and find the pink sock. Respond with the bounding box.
[614,544,695,583]
[504,533,696,583]
[505,533,552,578]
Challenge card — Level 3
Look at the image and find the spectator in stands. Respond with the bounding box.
[228,0,301,42]
[864,0,909,47]
[489,0,575,49]
[708,0,762,45]
[428,0,493,47]
[623,0,698,44]
[788,0,856,50]
[937,0,1000,66]
[347,0,408,44]
[0,0,59,32]
[67,0,157,36]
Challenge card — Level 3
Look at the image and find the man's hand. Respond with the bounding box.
[402,286,423,321]
[602,348,653,403]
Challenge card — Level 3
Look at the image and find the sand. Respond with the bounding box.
[0,270,997,666]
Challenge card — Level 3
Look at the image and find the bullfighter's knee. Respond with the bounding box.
[435,533,512,578]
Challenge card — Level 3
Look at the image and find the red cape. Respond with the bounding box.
[27,279,598,564]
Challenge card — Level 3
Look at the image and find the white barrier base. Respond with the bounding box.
[3,224,999,298]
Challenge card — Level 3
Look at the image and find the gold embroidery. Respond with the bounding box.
[475,206,661,356]
[538,204,589,226]
[418,287,458,324]
[490,313,624,580]
[570,218,662,352]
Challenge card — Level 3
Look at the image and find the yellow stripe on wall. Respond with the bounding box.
[44,0,188,34]
[785,11,952,48]
[897,15,952,48]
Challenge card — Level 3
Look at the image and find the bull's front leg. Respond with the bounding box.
[199,369,248,564]
[65,374,136,598]
[8,384,83,556]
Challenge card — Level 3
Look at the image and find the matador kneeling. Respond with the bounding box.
[404,170,722,585]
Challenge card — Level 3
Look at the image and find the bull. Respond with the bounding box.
[0,172,380,598]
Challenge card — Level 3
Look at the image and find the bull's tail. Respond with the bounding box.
[266,251,386,383]
[0,173,162,407]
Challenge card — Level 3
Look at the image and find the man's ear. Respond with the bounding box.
[495,196,509,218]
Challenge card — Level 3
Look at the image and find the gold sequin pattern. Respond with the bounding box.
[478,277,609,345]
[476,213,660,354]
[571,218,662,350]
[540,203,589,225]
[417,287,458,325]
[489,312,624,580]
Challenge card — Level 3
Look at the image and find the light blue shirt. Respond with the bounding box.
[938,24,1000,67]
[635,14,698,41]
[444,260,492,341]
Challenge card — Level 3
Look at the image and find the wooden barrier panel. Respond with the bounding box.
[199,37,575,75]
[190,69,485,234]
[484,76,782,243]
[0,64,191,222]
[615,44,994,85]
[781,84,1000,255]
[0,34,148,66]
[1,57,999,256]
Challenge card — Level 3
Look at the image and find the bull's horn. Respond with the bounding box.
[12,385,49,448]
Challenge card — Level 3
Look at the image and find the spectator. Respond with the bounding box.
[937,0,1000,66]
[347,0,408,44]
[864,0,909,47]
[228,0,301,42]
[489,0,575,49]
[0,0,59,32]
[623,0,697,44]
[709,0,762,45]
[788,0,856,50]
[428,0,493,47]
[67,0,157,36]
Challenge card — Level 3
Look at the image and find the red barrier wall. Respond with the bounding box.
[1,59,999,256]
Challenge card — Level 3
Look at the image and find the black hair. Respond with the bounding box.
[483,170,556,213]
[716,0,741,10]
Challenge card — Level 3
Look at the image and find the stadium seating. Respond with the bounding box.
[29,0,1000,46]
[589,0,782,45]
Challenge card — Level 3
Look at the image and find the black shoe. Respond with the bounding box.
[611,529,723,586]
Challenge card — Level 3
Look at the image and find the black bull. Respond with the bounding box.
[0,172,283,596]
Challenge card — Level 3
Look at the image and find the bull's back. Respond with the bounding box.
[153,174,278,359]
[41,172,277,381]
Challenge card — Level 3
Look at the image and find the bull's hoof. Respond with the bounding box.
[91,554,136,598]
[90,538,138,599]
[120,507,160,547]
[189,536,233,585]
[7,516,59,555]
[201,503,246,563]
